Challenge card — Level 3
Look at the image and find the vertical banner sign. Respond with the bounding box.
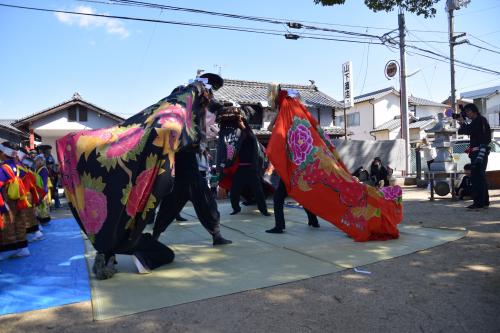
[342,61,354,108]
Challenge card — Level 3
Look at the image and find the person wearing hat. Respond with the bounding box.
[0,142,30,260]
[16,147,45,242]
[152,74,232,247]
[369,157,389,188]
[34,154,52,225]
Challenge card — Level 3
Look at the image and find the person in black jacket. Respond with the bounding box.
[369,157,389,188]
[457,103,491,210]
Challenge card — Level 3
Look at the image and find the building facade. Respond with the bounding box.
[12,92,124,161]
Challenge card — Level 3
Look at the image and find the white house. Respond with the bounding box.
[12,92,124,162]
[461,85,500,140]
[337,87,448,141]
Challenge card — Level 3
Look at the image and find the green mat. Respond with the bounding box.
[86,203,466,320]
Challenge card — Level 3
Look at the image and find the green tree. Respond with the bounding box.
[313,0,440,18]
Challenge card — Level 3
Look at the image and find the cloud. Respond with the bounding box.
[55,6,129,39]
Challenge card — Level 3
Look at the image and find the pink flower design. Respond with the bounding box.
[80,189,107,234]
[58,136,80,192]
[226,144,235,160]
[380,185,403,201]
[106,127,144,158]
[287,124,313,165]
[126,167,157,217]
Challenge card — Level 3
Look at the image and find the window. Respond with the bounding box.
[68,106,77,122]
[79,107,88,122]
[336,112,360,127]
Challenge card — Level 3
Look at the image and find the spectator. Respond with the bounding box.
[455,164,472,200]
[369,157,389,188]
[419,138,437,171]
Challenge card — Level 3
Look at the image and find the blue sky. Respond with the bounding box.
[0,0,499,119]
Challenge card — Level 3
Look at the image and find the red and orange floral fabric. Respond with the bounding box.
[267,91,403,241]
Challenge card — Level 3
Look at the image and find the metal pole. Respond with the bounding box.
[448,8,456,112]
[343,107,347,140]
[398,11,411,175]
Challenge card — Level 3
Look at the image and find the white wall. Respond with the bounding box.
[486,93,500,127]
[33,107,118,131]
[373,94,400,128]
[414,105,445,119]
[339,101,374,140]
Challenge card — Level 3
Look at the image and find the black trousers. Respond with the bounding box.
[153,151,221,239]
[470,152,490,207]
[120,233,174,270]
[230,166,268,214]
[273,179,318,230]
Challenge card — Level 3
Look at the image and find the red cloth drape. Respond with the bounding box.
[267,92,403,241]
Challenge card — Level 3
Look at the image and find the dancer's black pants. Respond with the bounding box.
[273,179,318,230]
[153,151,221,239]
[230,166,268,214]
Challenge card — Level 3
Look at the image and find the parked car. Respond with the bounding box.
[452,139,500,171]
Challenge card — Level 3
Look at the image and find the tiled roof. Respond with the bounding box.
[371,115,436,133]
[409,116,436,129]
[408,96,448,107]
[352,87,447,107]
[461,85,500,99]
[13,92,124,127]
[0,119,28,138]
[354,87,396,103]
[371,116,402,133]
[214,79,342,108]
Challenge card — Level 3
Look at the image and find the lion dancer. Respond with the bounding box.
[16,147,45,242]
[34,154,52,226]
[152,73,232,246]
[216,105,270,216]
[0,142,30,260]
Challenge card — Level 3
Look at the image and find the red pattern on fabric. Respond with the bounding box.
[267,93,403,241]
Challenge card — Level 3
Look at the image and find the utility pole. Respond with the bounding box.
[398,9,411,176]
[447,0,469,112]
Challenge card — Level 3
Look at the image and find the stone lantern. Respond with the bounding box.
[425,113,457,172]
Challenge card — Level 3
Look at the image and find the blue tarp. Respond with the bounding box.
[0,218,90,315]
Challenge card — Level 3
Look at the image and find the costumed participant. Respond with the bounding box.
[57,74,229,280]
[264,87,319,234]
[152,73,232,245]
[0,142,30,260]
[40,145,60,210]
[266,84,403,242]
[215,105,270,216]
[16,147,45,242]
[34,154,52,226]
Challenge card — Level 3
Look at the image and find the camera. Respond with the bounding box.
[451,105,467,120]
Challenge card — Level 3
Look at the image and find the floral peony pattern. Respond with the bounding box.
[287,117,316,168]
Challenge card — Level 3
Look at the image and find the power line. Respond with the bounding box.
[467,42,500,56]
[97,0,385,40]
[0,3,386,45]
[468,33,500,51]
[80,0,397,32]
[3,2,499,77]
